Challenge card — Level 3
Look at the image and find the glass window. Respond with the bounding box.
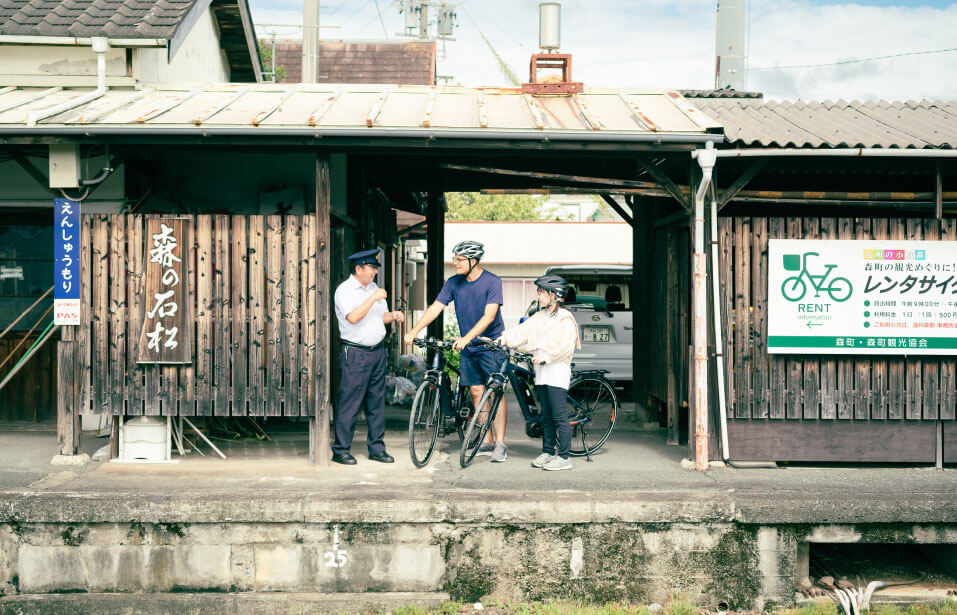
[0,223,54,330]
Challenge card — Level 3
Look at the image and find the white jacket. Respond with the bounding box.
[499,307,580,367]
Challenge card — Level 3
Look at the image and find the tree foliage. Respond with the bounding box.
[445,192,548,221]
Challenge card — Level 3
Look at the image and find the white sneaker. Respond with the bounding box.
[543,456,572,471]
[476,443,495,457]
[531,453,555,468]
[490,443,508,463]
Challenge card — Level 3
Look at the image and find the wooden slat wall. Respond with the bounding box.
[74,214,318,416]
[0,331,58,423]
[721,215,957,426]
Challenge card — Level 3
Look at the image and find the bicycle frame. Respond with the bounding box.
[486,352,593,430]
[800,252,838,291]
[424,345,470,420]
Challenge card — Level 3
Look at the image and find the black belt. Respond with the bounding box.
[341,339,384,351]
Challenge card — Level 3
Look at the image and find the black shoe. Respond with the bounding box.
[332,452,357,465]
[369,451,394,463]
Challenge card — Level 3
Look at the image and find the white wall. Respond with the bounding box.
[0,45,130,86]
[134,9,230,83]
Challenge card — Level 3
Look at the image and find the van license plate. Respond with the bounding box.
[582,326,610,343]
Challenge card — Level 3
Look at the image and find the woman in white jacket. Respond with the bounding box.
[499,275,580,471]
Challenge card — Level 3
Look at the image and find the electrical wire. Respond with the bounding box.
[751,46,957,71]
[460,5,520,86]
[337,0,376,29]
[373,0,389,37]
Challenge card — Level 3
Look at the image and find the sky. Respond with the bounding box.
[249,0,957,102]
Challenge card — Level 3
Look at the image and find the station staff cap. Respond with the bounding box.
[348,248,381,267]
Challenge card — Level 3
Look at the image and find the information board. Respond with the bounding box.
[53,198,80,326]
[768,239,957,355]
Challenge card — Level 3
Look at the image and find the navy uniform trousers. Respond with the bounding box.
[332,344,387,456]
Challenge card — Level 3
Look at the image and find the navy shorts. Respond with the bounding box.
[459,348,505,387]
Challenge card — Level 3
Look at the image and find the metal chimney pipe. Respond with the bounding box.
[539,2,561,51]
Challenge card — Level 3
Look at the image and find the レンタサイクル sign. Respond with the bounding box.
[768,239,957,356]
[137,218,192,364]
[53,198,80,326]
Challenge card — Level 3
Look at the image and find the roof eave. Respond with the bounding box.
[0,35,167,47]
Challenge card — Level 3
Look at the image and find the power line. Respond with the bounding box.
[357,0,396,35]
[461,5,520,86]
[373,0,389,37]
[751,46,957,71]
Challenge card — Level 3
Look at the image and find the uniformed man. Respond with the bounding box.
[332,248,404,465]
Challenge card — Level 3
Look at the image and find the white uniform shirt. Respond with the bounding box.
[334,275,387,346]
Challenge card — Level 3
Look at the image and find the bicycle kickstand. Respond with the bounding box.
[582,428,592,462]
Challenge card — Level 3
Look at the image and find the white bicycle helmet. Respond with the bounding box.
[452,240,485,261]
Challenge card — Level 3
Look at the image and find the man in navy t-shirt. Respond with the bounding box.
[404,240,511,462]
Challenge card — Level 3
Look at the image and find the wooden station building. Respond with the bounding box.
[0,82,954,466]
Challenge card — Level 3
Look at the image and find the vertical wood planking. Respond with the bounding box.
[231,216,248,416]
[109,215,126,415]
[78,216,92,415]
[904,218,923,420]
[718,216,734,421]
[751,217,769,419]
[284,216,301,416]
[195,216,213,416]
[785,217,802,419]
[92,216,110,414]
[853,218,872,420]
[818,217,838,420]
[886,218,905,419]
[836,217,854,419]
[303,215,317,418]
[666,224,679,445]
[801,217,821,420]
[922,218,941,420]
[768,217,786,419]
[870,218,888,419]
[733,217,751,419]
[248,216,266,416]
[179,217,196,415]
[56,339,76,454]
[314,157,333,464]
[941,218,956,421]
[265,215,283,416]
[126,216,144,415]
[141,218,160,416]
[214,216,231,416]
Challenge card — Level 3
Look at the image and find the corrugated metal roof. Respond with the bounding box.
[0,0,195,38]
[0,83,724,139]
[693,98,957,149]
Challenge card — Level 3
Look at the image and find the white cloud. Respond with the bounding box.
[250,0,957,101]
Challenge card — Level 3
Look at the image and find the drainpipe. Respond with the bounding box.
[692,141,717,472]
[27,37,110,127]
[710,177,731,464]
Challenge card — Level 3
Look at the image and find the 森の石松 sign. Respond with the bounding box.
[768,239,957,355]
[137,218,192,364]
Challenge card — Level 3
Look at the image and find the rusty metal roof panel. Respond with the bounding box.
[693,98,956,148]
[0,83,726,143]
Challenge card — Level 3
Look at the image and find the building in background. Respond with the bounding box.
[267,39,435,84]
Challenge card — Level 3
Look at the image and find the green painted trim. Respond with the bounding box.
[768,335,957,349]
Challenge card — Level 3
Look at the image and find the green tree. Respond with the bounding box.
[445,192,548,221]
[258,40,287,82]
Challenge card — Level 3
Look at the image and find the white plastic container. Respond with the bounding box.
[118,416,171,462]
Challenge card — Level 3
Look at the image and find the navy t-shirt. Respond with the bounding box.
[435,270,505,350]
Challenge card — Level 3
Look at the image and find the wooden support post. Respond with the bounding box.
[936,160,943,221]
[311,156,332,466]
[426,192,445,341]
[666,223,679,446]
[56,325,79,456]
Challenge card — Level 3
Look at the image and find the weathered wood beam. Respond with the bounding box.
[426,193,445,341]
[311,156,332,467]
[636,157,691,213]
[442,163,658,189]
[599,194,633,226]
[936,160,943,220]
[718,159,768,211]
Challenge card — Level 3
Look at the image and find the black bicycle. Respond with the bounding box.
[459,339,618,468]
[408,337,476,468]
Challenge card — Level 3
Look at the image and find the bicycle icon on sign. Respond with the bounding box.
[780,252,853,302]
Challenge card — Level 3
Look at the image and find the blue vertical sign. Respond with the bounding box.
[54,197,81,325]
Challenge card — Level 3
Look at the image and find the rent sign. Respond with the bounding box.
[768,239,957,356]
[137,218,192,364]
[53,198,80,326]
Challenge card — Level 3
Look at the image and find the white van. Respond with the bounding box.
[525,265,633,384]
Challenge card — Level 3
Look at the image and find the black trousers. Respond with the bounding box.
[332,345,387,456]
[537,384,570,459]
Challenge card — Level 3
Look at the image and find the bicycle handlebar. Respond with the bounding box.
[474,338,535,364]
[412,337,455,351]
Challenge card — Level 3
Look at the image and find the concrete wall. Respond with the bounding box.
[133,9,230,83]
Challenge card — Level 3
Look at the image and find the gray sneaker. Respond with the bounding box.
[532,453,555,468]
[476,443,495,456]
[490,443,508,463]
[542,456,572,471]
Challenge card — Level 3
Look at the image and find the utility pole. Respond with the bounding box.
[302,0,319,84]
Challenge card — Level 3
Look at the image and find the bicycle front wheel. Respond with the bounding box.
[567,376,618,456]
[460,385,501,468]
[409,380,440,468]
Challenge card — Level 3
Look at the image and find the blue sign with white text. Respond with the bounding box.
[54,198,81,325]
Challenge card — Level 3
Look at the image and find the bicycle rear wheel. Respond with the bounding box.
[567,376,618,456]
[460,385,501,468]
[409,380,440,468]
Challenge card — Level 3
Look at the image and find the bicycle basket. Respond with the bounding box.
[782,254,801,271]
